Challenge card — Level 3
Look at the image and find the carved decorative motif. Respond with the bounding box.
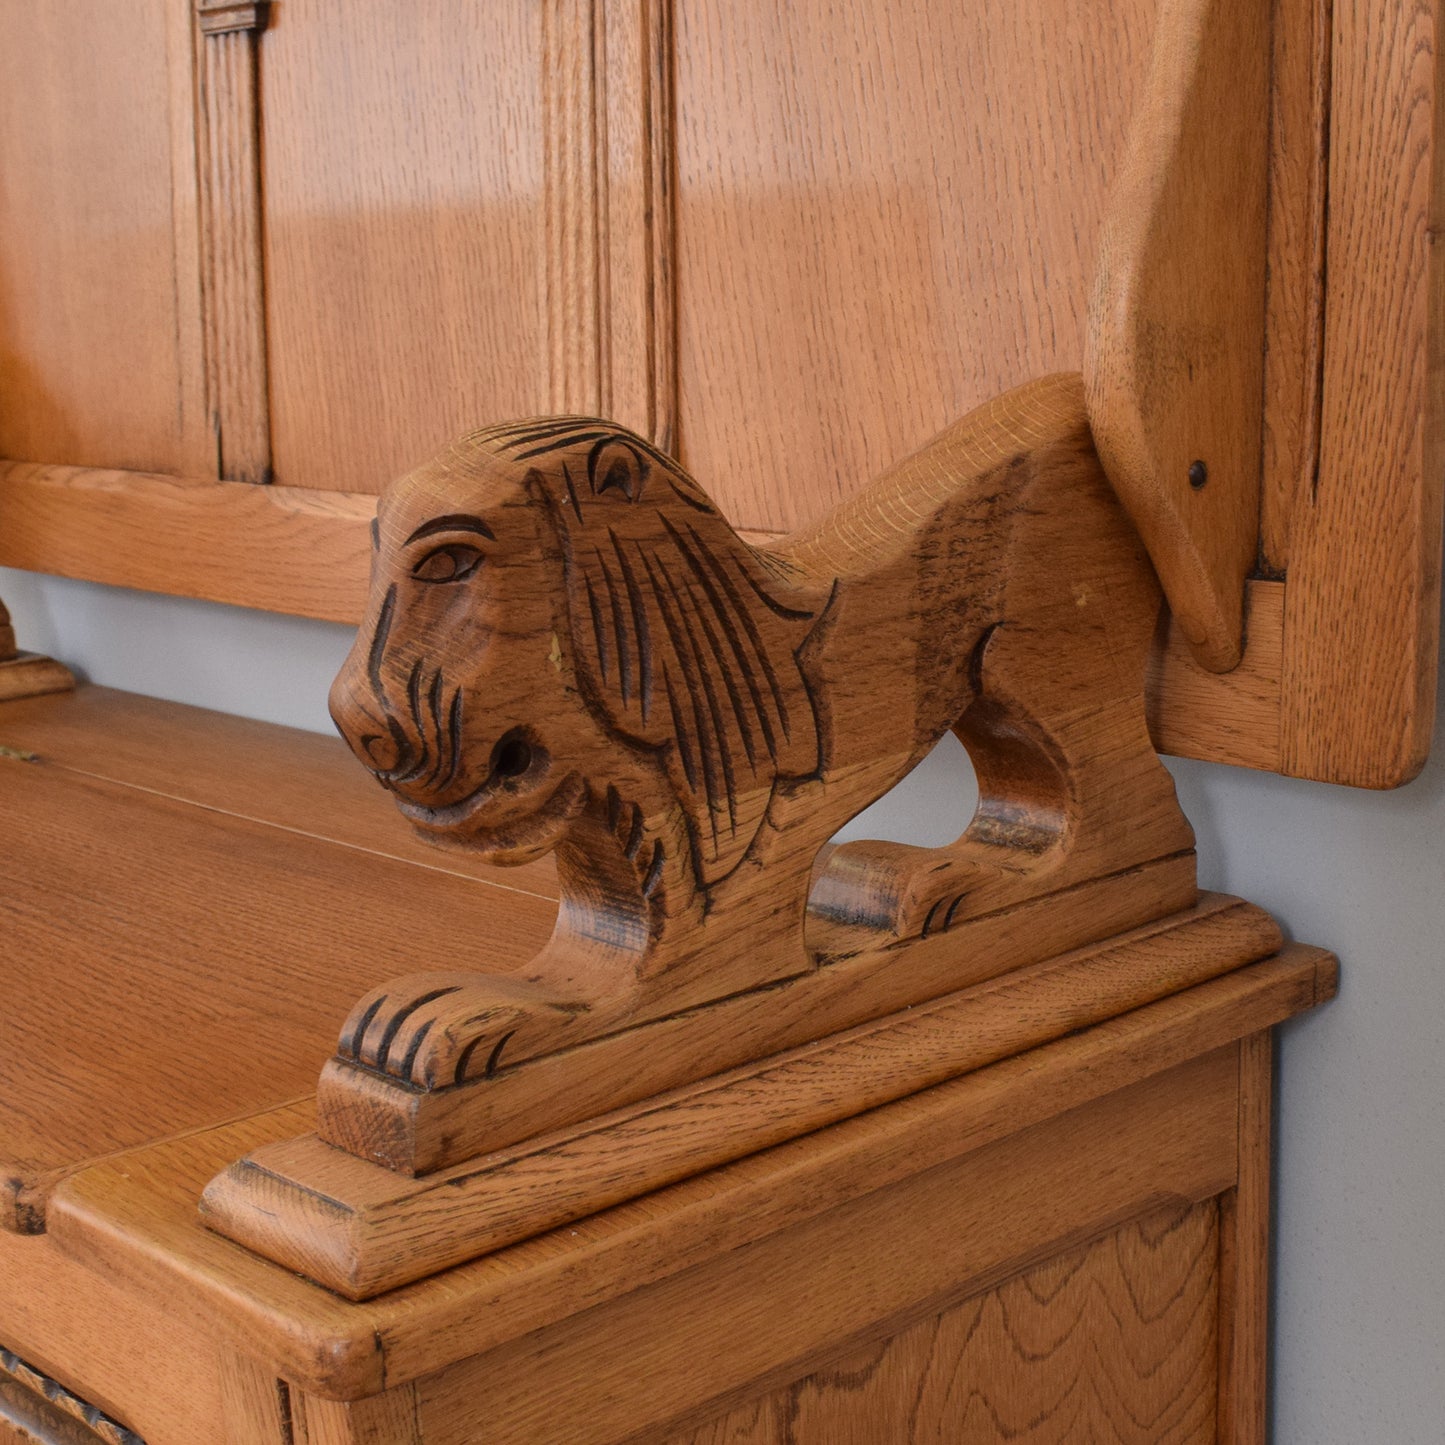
[0,1348,144,1445]
[207,377,1343,1296]
[324,374,1193,1107]
[196,0,269,34]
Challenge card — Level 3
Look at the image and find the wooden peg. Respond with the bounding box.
[1086,0,1272,672]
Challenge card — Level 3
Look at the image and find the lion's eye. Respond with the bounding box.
[412,544,484,584]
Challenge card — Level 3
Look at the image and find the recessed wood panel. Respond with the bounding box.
[672,0,1157,532]
[670,1202,1220,1445]
[0,0,205,476]
[259,0,549,493]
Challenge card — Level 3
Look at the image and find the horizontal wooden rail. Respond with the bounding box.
[0,457,1285,770]
[0,461,373,624]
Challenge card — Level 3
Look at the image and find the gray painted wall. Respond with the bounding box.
[3,563,1442,1442]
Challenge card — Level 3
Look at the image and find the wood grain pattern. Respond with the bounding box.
[1149,579,1285,771]
[218,1355,292,1445]
[314,854,1195,1175]
[0,685,558,897]
[1260,0,1333,572]
[196,0,272,483]
[1280,0,1445,785]
[0,0,207,475]
[259,0,549,493]
[0,449,1295,780]
[671,0,1155,535]
[544,0,605,417]
[385,1049,1238,1444]
[542,0,678,445]
[203,898,1280,1298]
[1217,1031,1273,1445]
[48,951,1333,1402]
[307,378,1191,1119]
[669,1202,1219,1445]
[601,0,678,450]
[0,0,1435,791]
[293,1389,420,1445]
[1087,0,1272,672]
[0,462,374,622]
[0,1221,232,1445]
[0,738,558,1229]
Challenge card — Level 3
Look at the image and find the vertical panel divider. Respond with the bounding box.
[545,0,677,449]
[195,0,273,485]
[544,0,606,418]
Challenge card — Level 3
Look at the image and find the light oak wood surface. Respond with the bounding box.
[313,853,1196,1175]
[259,0,550,494]
[0,0,1436,788]
[665,1201,1220,1445]
[0,1218,231,1445]
[301,377,1192,1123]
[0,0,208,477]
[1087,0,1271,672]
[330,1048,1240,1444]
[1280,0,1445,784]
[203,896,1280,1297]
[1217,1031,1273,1445]
[0,690,562,1230]
[1259,0,1332,573]
[196,0,272,485]
[46,949,1332,1404]
[0,685,558,897]
[670,0,1154,533]
[1149,579,1285,771]
[0,462,375,623]
[0,6,1369,1441]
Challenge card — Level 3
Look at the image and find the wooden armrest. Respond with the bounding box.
[194,375,1325,1297]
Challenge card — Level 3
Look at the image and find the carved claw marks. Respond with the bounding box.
[338,973,584,1089]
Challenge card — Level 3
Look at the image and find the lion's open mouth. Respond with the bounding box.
[392,727,555,831]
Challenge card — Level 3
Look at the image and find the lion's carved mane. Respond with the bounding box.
[476,419,832,890]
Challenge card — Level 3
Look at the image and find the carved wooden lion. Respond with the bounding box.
[328,376,1188,1089]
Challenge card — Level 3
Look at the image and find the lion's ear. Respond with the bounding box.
[587,438,650,503]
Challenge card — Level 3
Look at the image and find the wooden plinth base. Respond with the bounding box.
[315,852,1200,1176]
[202,893,1312,1300]
[0,652,74,703]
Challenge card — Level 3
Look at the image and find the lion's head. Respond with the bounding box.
[331,418,830,890]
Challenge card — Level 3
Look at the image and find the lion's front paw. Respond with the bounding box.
[338,970,583,1088]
